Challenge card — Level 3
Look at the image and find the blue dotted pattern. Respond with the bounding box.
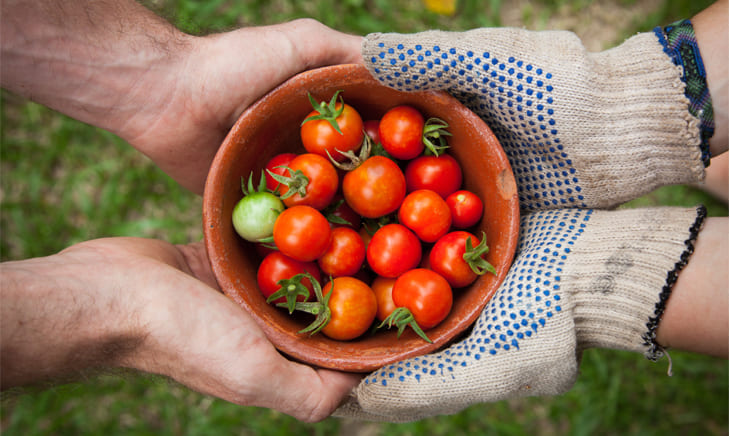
[363,208,592,387]
[369,41,587,212]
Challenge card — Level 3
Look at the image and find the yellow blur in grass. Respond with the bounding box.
[423,0,456,15]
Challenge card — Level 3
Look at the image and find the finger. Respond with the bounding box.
[254,356,362,422]
[281,18,364,68]
[194,20,363,133]
[175,241,220,290]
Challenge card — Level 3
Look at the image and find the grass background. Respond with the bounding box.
[1,0,727,434]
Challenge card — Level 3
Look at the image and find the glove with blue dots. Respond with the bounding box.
[361,25,714,212]
[335,206,705,422]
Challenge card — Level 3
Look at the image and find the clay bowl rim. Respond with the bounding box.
[203,63,519,373]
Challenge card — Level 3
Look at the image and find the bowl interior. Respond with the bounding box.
[203,64,519,372]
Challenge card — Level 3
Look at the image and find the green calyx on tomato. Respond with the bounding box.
[369,137,394,159]
[267,166,309,201]
[302,90,346,135]
[241,170,275,196]
[464,232,497,276]
[378,307,432,343]
[266,273,313,314]
[422,117,452,156]
[322,198,355,227]
[232,172,285,243]
[361,214,395,236]
[277,273,332,336]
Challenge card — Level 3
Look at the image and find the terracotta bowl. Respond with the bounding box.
[203,64,519,372]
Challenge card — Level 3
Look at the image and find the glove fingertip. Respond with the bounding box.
[362,32,450,92]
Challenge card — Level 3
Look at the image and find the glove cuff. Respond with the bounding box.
[569,206,707,358]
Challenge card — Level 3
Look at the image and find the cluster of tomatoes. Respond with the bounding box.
[232,91,494,343]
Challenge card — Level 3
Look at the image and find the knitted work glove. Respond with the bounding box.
[335,206,706,422]
[362,21,714,212]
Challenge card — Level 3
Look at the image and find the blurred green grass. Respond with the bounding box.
[1,0,726,435]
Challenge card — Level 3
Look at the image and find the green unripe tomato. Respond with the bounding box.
[232,191,285,242]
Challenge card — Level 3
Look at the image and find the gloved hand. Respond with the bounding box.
[335,206,706,422]
[360,21,714,212]
[334,19,715,422]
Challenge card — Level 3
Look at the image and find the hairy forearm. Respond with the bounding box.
[0,0,192,139]
[0,251,145,389]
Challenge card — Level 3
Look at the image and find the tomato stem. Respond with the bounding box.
[266,166,310,200]
[276,273,333,336]
[256,236,277,249]
[378,307,432,343]
[322,199,355,227]
[369,138,393,159]
[361,215,395,236]
[326,132,372,171]
[464,231,497,276]
[266,273,313,314]
[241,171,273,196]
[422,117,452,156]
[302,90,345,135]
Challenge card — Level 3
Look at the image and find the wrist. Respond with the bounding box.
[692,0,729,157]
[0,247,148,388]
[655,217,729,358]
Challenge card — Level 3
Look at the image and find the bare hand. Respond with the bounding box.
[1,238,361,422]
[119,19,364,194]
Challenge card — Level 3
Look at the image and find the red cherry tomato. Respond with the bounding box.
[404,154,463,198]
[378,105,425,160]
[398,189,452,243]
[429,231,481,288]
[273,205,331,262]
[419,246,432,269]
[325,195,361,231]
[392,268,452,330]
[363,119,381,144]
[372,276,398,322]
[359,226,374,251]
[321,277,377,341]
[446,190,484,229]
[342,156,406,219]
[264,153,296,193]
[256,251,321,304]
[350,268,374,286]
[301,102,364,162]
[278,153,338,210]
[254,242,278,260]
[318,227,366,278]
[366,224,422,278]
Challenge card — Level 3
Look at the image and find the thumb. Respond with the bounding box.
[281,18,364,69]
